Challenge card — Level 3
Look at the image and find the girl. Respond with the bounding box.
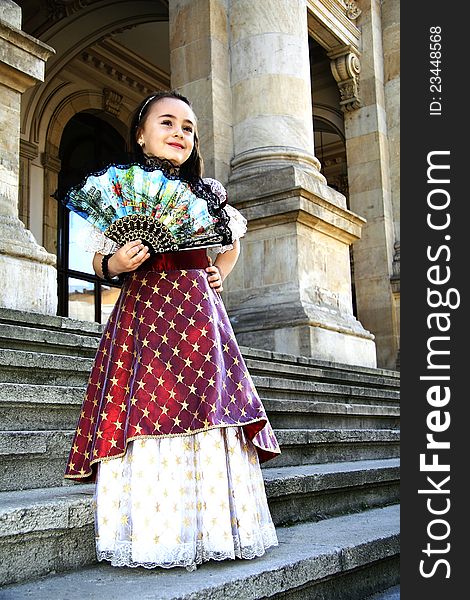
[64,90,280,571]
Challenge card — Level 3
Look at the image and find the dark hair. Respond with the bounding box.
[129,90,203,180]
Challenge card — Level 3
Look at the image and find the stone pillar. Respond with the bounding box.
[383,0,400,370]
[169,0,376,367]
[169,0,233,182]
[229,0,322,180]
[226,0,376,367]
[343,0,397,368]
[0,1,57,314]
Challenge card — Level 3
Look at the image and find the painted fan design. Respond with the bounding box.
[61,163,228,254]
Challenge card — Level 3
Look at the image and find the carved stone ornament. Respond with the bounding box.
[103,88,123,117]
[392,241,400,279]
[46,0,96,21]
[329,51,361,111]
[338,0,362,20]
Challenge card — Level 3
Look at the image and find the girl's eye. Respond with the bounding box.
[162,120,172,126]
[183,126,193,133]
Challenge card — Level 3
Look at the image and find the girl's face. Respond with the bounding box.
[137,97,196,166]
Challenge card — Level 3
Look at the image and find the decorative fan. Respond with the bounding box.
[60,162,230,254]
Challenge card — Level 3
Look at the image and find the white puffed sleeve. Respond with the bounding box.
[76,220,119,255]
[203,177,247,253]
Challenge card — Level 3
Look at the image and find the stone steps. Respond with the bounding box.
[0,459,399,588]
[0,349,91,386]
[263,398,399,430]
[251,376,399,408]
[0,308,399,390]
[0,428,399,491]
[270,429,399,468]
[0,308,400,596]
[0,322,99,358]
[0,383,399,432]
[0,503,399,599]
[0,384,84,431]
[0,349,399,406]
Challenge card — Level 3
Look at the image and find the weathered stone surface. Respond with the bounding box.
[0,311,399,595]
[0,504,399,597]
[0,0,21,29]
[341,0,399,370]
[0,14,56,315]
[0,426,400,490]
[0,348,92,385]
[0,323,98,356]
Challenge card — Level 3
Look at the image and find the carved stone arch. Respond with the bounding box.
[313,104,345,140]
[44,88,130,153]
[307,2,362,112]
[312,106,349,201]
[38,87,131,254]
[20,0,168,140]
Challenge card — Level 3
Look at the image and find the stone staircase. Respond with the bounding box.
[0,307,400,599]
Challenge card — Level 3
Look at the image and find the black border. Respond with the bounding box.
[401,3,467,597]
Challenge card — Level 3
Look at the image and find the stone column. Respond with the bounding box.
[225,0,376,367]
[169,0,376,367]
[342,0,397,368]
[229,0,322,180]
[0,1,57,314]
[169,0,233,183]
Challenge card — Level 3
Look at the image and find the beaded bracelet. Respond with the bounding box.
[101,253,118,283]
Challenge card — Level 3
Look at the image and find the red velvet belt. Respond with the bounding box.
[144,248,209,272]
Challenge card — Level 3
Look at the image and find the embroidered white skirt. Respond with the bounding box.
[94,426,278,570]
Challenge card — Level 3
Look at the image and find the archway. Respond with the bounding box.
[57,111,128,322]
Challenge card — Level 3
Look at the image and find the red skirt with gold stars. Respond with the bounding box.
[64,250,280,482]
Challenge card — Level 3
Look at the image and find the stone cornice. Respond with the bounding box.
[40,153,62,173]
[307,0,361,53]
[80,38,170,96]
[0,20,55,92]
[20,139,39,160]
[227,165,365,244]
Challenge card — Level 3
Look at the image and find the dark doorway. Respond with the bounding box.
[57,112,128,322]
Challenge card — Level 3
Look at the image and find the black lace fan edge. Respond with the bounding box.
[52,158,233,248]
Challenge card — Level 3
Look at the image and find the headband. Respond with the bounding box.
[137,94,158,124]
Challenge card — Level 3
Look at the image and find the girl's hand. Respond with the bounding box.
[206,256,224,292]
[107,240,150,276]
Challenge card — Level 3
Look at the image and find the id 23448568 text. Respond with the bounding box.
[429,26,442,116]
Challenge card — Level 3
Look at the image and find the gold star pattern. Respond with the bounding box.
[64,265,280,480]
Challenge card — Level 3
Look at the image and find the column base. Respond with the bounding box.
[230,303,377,368]
[0,216,57,315]
[230,146,327,184]
[224,165,377,368]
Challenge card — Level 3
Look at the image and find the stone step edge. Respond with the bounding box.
[0,309,399,382]
[0,504,400,600]
[0,351,399,400]
[0,428,401,458]
[0,308,102,337]
[0,343,400,390]
[0,383,400,416]
[0,459,400,537]
[0,323,99,350]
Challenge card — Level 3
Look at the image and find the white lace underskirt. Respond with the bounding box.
[94,426,278,571]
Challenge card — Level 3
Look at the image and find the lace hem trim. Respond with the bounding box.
[96,526,278,572]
